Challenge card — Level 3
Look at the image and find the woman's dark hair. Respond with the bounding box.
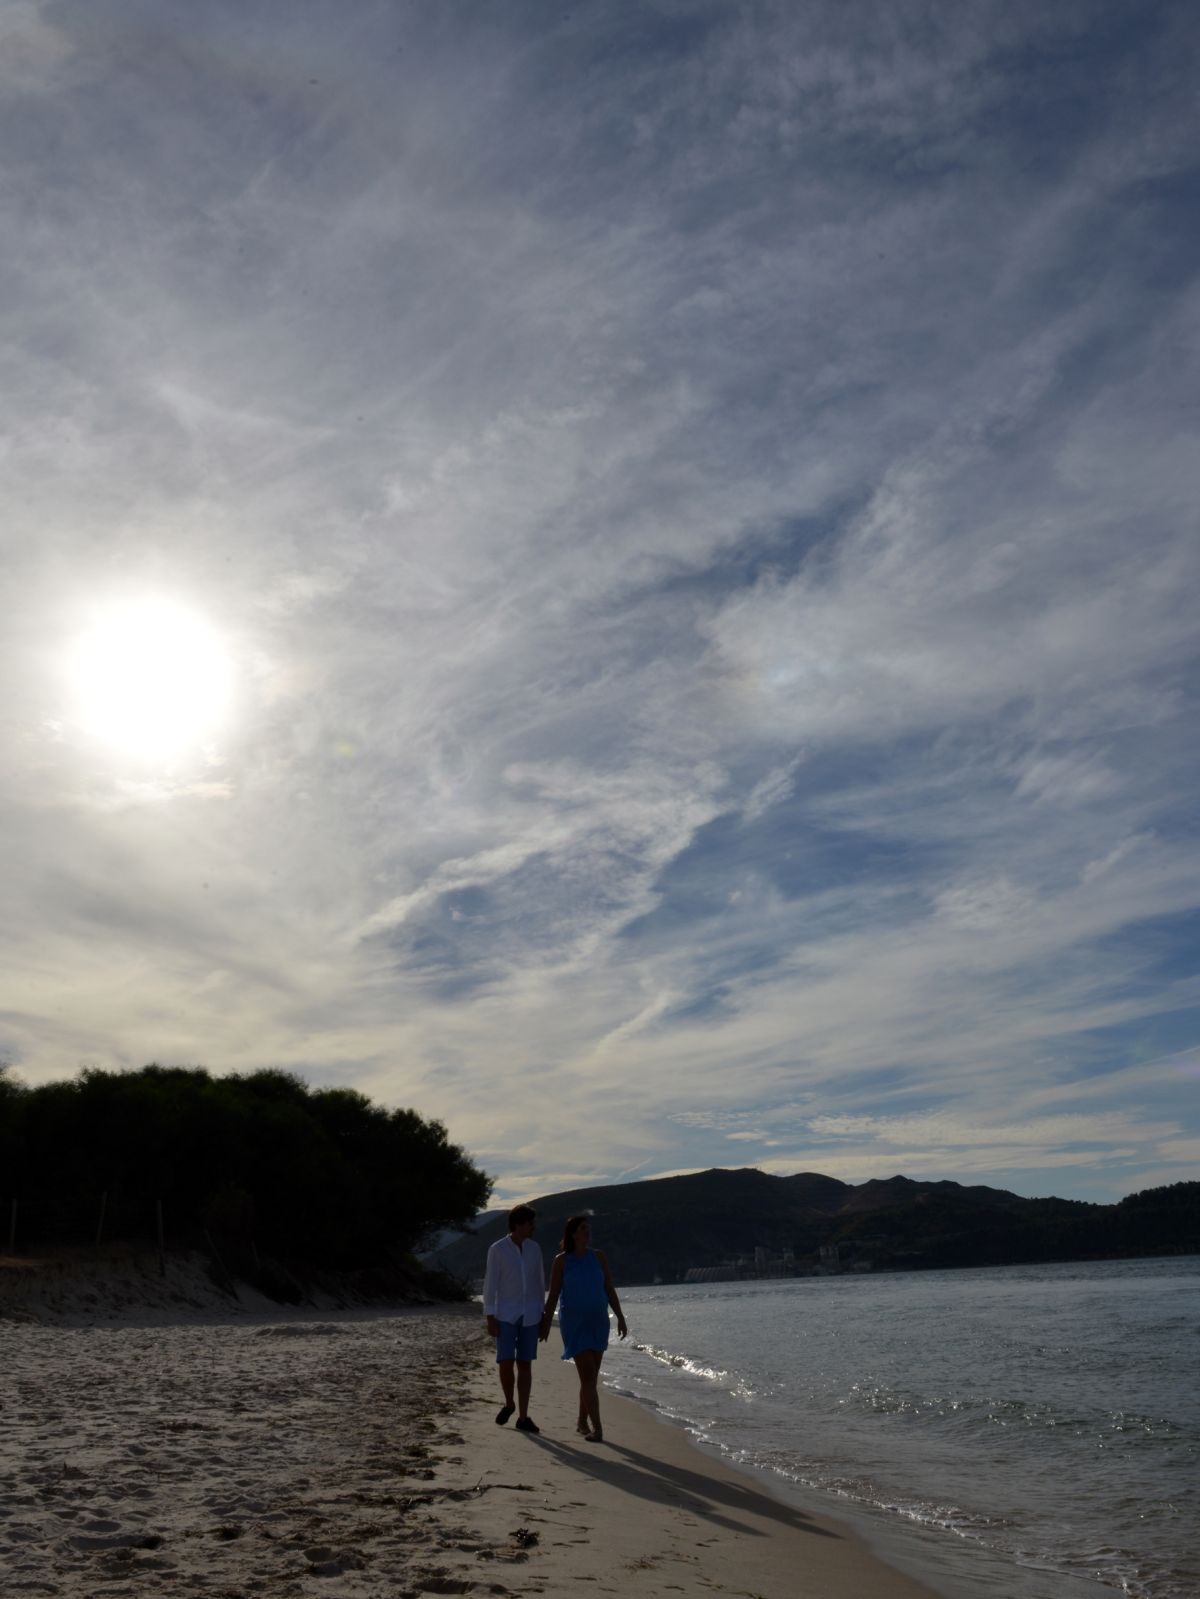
[561,1214,591,1253]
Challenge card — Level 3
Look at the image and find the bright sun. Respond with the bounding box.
[67,596,234,764]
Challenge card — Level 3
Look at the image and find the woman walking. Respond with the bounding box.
[539,1215,627,1442]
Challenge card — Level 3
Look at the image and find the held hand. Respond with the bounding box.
[486,1315,500,1338]
[538,1314,550,1343]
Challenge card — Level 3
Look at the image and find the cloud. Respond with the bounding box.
[741,758,801,823]
[0,2,1197,1206]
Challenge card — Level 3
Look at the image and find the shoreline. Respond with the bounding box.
[3,1256,950,1596]
[595,1365,1024,1599]
[449,1338,945,1597]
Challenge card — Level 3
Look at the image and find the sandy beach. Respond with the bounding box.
[2,1256,941,1598]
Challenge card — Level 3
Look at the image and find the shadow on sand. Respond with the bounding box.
[529,1432,839,1541]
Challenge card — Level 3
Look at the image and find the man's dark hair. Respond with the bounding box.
[507,1203,537,1232]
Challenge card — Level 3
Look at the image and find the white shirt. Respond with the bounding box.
[483,1234,546,1325]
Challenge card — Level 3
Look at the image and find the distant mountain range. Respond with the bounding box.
[425,1168,1200,1286]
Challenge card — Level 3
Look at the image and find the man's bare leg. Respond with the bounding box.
[516,1360,532,1419]
[496,1359,516,1423]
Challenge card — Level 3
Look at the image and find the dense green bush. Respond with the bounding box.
[0,1063,491,1269]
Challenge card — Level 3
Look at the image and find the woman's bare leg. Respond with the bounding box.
[575,1360,589,1432]
[573,1350,603,1439]
[589,1351,605,1438]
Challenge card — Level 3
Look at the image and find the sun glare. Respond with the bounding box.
[67,596,234,764]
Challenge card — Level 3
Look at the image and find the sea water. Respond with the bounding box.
[601,1257,1200,1599]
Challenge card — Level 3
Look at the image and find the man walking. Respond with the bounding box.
[483,1203,545,1433]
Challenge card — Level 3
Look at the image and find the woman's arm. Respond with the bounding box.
[539,1253,565,1340]
[595,1249,628,1339]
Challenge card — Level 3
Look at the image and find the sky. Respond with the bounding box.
[1,0,1198,1208]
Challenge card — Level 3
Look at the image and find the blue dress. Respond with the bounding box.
[559,1250,610,1359]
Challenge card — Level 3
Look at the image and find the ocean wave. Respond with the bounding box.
[629,1341,756,1398]
[839,1383,1190,1443]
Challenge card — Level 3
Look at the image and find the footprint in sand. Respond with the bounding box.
[305,1545,365,1576]
[70,1528,152,1552]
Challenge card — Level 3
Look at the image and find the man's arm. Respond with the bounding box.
[482,1243,500,1338]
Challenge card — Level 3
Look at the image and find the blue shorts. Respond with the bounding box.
[495,1319,539,1362]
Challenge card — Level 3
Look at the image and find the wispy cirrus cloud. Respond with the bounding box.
[1,1,1197,1204]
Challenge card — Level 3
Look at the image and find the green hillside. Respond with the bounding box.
[428,1169,1200,1285]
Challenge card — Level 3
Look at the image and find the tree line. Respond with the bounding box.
[0,1064,491,1283]
[831,1182,1200,1271]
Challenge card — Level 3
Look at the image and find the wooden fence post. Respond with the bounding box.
[156,1198,165,1276]
[95,1191,108,1248]
[6,1197,15,1253]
